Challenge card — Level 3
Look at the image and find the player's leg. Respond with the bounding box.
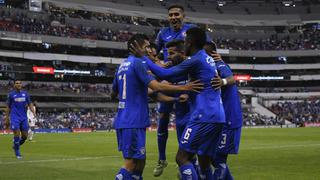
[20,119,29,146]
[10,119,22,158]
[194,123,224,180]
[176,148,198,180]
[213,127,242,180]
[115,128,146,179]
[153,102,172,177]
[28,126,35,141]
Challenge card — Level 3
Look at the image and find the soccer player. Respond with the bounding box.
[133,27,225,180]
[5,80,36,159]
[112,34,203,180]
[153,5,199,176]
[27,101,37,141]
[204,42,243,180]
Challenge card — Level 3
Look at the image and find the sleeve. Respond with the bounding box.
[6,93,11,107]
[26,92,31,105]
[112,69,119,93]
[144,56,196,80]
[134,59,155,86]
[217,61,233,78]
[155,29,164,53]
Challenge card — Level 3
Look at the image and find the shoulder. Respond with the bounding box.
[185,23,198,29]
[158,27,170,36]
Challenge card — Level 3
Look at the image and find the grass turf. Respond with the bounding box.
[0,128,320,180]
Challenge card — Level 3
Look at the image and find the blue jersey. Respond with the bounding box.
[216,60,243,128]
[172,79,191,126]
[145,50,225,124]
[112,55,155,129]
[7,90,31,120]
[156,23,197,62]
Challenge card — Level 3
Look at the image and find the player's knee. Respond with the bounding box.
[176,149,191,166]
[124,158,136,172]
[134,159,146,172]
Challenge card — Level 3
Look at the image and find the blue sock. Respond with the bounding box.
[13,136,21,156]
[200,167,214,180]
[132,171,143,180]
[157,117,169,161]
[191,157,201,177]
[116,168,131,180]
[180,163,198,180]
[19,137,26,145]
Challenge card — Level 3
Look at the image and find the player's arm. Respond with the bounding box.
[134,58,203,93]
[111,69,119,100]
[211,59,235,90]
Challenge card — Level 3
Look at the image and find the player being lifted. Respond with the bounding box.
[153,4,199,176]
[132,27,226,180]
[27,101,37,141]
[5,80,36,159]
[112,34,203,180]
[204,42,243,180]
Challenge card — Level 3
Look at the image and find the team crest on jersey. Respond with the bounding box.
[118,61,131,74]
[182,31,186,37]
[206,56,216,67]
[140,147,146,155]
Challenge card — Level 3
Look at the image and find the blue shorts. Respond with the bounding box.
[157,102,173,114]
[179,121,224,157]
[116,128,146,160]
[10,119,29,132]
[216,126,242,155]
[176,124,187,142]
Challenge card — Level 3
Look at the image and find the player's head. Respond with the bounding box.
[13,80,22,91]
[168,4,185,31]
[166,39,185,66]
[127,34,150,56]
[148,43,158,57]
[204,41,217,54]
[184,27,206,56]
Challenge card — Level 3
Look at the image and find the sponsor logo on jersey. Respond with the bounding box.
[14,97,26,102]
[182,169,192,175]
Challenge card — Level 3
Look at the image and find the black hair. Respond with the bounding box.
[168,4,184,12]
[204,41,217,51]
[165,39,184,52]
[185,27,206,49]
[127,34,149,52]
[149,43,157,50]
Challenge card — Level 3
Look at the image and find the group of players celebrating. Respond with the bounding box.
[112,4,242,180]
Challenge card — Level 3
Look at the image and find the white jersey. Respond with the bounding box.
[27,107,36,127]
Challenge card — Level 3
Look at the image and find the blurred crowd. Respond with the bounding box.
[242,109,283,126]
[0,7,319,50]
[0,81,112,95]
[270,100,320,124]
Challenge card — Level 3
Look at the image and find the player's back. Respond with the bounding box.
[114,55,151,129]
[216,61,243,128]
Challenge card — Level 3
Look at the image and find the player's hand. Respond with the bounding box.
[179,94,189,102]
[209,51,222,61]
[185,80,204,93]
[163,61,172,68]
[211,75,223,90]
[130,40,146,57]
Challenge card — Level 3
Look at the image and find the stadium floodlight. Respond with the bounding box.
[217,1,226,7]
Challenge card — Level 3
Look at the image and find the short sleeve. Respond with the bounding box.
[134,59,155,86]
[216,61,233,78]
[6,93,12,107]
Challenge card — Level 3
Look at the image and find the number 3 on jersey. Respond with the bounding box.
[119,74,127,100]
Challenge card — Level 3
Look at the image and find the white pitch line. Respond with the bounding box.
[0,156,118,165]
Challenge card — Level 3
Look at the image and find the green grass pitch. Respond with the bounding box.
[0,128,320,180]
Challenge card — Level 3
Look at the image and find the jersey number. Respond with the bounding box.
[183,128,192,140]
[221,133,227,145]
[119,74,127,100]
